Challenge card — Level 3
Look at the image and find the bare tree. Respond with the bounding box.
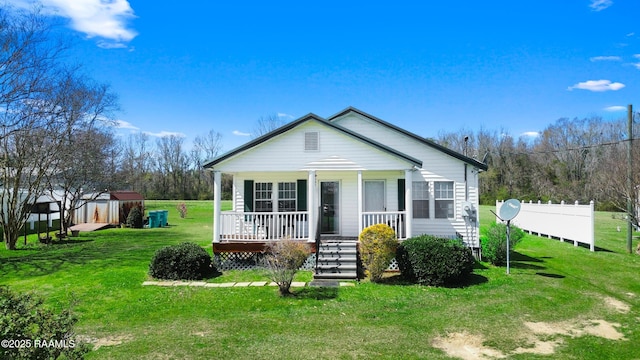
[119,132,152,194]
[252,114,286,138]
[39,70,119,232]
[191,130,223,198]
[0,7,87,249]
[154,135,190,199]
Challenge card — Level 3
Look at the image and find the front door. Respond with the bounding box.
[320,181,339,234]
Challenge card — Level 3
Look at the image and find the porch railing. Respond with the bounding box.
[362,211,407,239]
[220,211,309,241]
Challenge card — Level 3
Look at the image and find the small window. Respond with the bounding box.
[412,181,429,218]
[305,132,319,151]
[278,182,296,212]
[434,181,454,219]
[255,182,273,212]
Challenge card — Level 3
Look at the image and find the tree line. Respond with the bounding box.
[437,115,640,217]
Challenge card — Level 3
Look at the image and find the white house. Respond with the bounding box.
[204,107,487,256]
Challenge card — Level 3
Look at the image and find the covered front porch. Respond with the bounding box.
[211,169,414,251]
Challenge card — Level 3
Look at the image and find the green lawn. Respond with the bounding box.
[1,201,639,359]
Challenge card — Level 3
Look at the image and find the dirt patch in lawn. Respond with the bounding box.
[603,296,631,313]
[432,332,506,359]
[433,319,625,359]
[78,334,134,350]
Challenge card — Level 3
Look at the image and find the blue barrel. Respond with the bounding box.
[159,210,168,227]
[148,211,159,228]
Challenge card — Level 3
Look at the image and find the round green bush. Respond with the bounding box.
[126,206,143,228]
[481,222,525,265]
[149,242,216,280]
[396,235,475,286]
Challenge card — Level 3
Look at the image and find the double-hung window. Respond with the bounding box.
[434,181,454,218]
[278,182,296,212]
[412,181,429,218]
[254,182,273,212]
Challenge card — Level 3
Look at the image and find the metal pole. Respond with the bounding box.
[628,104,634,254]
[506,219,511,274]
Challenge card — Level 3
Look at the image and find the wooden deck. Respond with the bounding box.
[213,241,317,253]
[69,223,111,232]
[213,236,357,253]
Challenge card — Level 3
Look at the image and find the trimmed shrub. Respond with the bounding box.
[126,206,143,229]
[481,222,525,265]
[263,239,311,296]
[359,223,399,282]
[396,235,475,286]
[0,286,90,359]
[149,242,216,280]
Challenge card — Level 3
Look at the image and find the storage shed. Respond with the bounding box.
[73,191,144,225]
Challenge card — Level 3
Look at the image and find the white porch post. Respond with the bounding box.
[307,170,316,242]
[212,171,221,243]
[405,169,413,239]
[357,170,363,233]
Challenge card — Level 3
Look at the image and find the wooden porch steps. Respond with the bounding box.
[313,240,359,281]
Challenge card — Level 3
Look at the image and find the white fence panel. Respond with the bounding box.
[496,200,595,251]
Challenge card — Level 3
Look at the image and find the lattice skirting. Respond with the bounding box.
[214,252,317,271]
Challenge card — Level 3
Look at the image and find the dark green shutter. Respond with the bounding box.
[297,179,307,211]
[398,179,406,211]
[244,180,254,212]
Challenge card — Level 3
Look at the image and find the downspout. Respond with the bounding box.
[464,163,468,201]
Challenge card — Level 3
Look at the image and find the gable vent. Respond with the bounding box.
[305,132,319,151]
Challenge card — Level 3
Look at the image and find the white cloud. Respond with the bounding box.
[233,130,251,137]
[627,32,635,37]
[590,56,621,62]
[143,131,186,138]
[634,54,640,59]
[520,131,540,138]
[567,80,625,92]
[114,119,139,130]
[8,0,137,45]
[589,0,613,11]
[277,113,295,119]
[604,105,627,112]
[97,40,129,49]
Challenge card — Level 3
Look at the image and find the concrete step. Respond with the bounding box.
[317,256,358,263]
[318,245,357,252]
[316,263,357,270]
[313,272,358,280]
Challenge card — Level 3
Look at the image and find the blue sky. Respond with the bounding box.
[7,0,640,152]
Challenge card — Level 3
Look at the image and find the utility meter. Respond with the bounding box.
[462,201,477,221]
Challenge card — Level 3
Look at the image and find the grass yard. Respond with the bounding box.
[1,201,640,359]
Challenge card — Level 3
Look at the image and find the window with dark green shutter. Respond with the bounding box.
[398,179,405,211]
[297,179,307,211]
[244,180,254,212]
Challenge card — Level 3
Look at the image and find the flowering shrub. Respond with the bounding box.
[359,223,398,282]
[176,203,188,218]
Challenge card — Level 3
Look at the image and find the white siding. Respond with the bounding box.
[333,113,482,247]
[215,121,414,172]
